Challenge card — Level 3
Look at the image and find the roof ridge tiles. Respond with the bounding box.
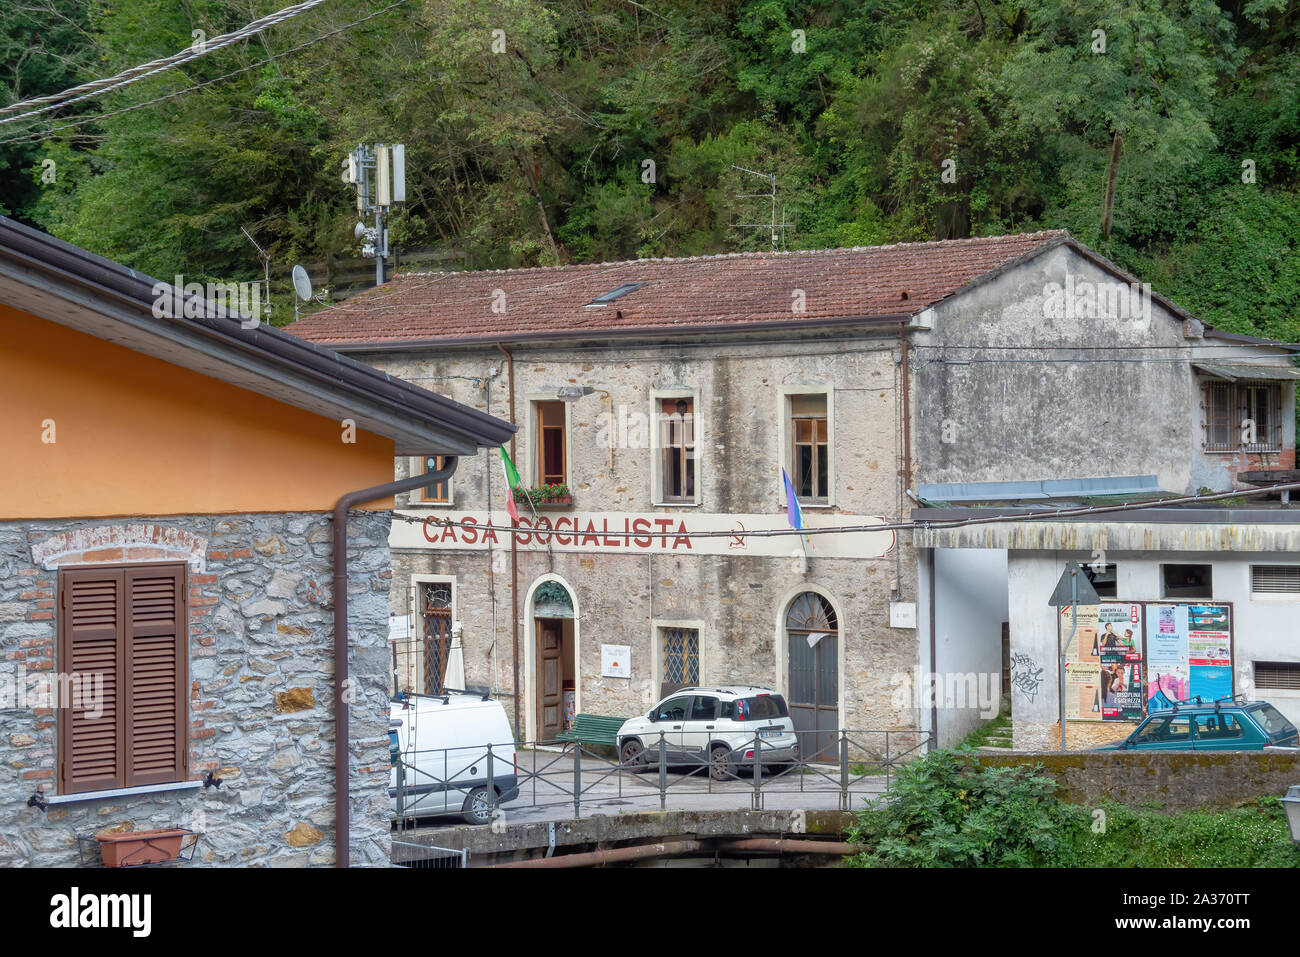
[381,229,1071,282]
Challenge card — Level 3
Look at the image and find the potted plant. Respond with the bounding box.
[514,483,572,507]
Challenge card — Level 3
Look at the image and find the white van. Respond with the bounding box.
[389,692,520,824]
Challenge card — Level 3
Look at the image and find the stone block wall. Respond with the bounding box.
[0,512,392,867]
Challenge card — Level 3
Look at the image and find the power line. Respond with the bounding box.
[0,0,337,125]
[386,480,1300,542]
[0,0,413,148]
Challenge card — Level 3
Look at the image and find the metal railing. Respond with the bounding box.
[390,727,932,834]
[392,839,467,868]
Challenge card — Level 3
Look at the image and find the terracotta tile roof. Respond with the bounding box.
[286,231,1069,346]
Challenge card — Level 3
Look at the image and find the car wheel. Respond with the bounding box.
[709,745,732,782]
[461,786,493,825]
[621,738,647,771]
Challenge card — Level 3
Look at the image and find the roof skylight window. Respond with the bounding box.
[585,282,644,307]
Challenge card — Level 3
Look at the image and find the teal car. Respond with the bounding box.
[1099,697,1299,751]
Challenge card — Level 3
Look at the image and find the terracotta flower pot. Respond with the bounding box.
[95,828,191,867]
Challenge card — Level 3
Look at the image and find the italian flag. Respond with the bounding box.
[500,446,522,523]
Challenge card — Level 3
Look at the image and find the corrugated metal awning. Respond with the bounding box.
[1193,361,1300,382]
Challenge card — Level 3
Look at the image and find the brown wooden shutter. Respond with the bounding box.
[58,569,125,794]
[124,565,188,787]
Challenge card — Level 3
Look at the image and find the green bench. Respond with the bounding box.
[556,713,624,749]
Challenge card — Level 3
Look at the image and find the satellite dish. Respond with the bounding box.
[291,265,312,301]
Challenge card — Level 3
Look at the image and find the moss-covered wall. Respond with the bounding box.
[967,751,1300,812]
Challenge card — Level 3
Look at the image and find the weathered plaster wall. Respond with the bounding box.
[362,334,924,743]
[0,513,392,867]
[914,243,1295,495]
[1006,548,1300,748]
[391,546,916,747]
[932,547,1008,747]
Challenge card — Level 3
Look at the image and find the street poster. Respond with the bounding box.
[1064,660,1101,720]
[1097,603,1143,720]
[1143,603,1233,706]
[1061,603,1142,721]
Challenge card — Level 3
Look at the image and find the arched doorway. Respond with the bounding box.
[786,591,839,763]
[532,580,576,742]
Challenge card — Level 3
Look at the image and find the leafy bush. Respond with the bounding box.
[845,749,1069,867]
[846,749,1300,868]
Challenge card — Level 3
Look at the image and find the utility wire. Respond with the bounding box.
[0,0,413,148]
[0,0,337,125]
[388,480,1300,542]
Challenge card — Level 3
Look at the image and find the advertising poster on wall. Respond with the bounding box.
[1061,604,1142,721]
[1070,605,1099,661]
[1064,660,1101,720]
[1097,604,1143,720]
[1144,603,1233,706]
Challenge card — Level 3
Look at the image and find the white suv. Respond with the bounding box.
[616,686,799,781]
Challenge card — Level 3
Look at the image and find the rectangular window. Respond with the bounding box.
[1204,381,1282,452]
[1242,383,1280,452]
[57,563,188,795]
[1204,381,1234,451]
[1255,661,1300,691]
[419,581,453,695]
[1084,562,1118,598]
[659,397,696,502]
[535,401,566,486]
[662,627,699,686]
[1160,563,1213,599]
[1251,565,1300,595]
[412,455,451,504]
[790,394,829,502]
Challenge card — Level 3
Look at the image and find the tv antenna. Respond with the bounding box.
[731,165,788,251]
[240,224,273,318]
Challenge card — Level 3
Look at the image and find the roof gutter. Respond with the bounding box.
[315,313,916,354]
[333,457,457,868]
[0,217,514,449]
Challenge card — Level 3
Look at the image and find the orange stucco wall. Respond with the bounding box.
[1,306,397,518]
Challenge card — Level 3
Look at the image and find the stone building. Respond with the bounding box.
[0,218,511,866]
[288,232,1076,753]
[290,228,1300,755]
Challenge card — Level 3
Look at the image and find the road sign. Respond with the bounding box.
[1048,560,1100,607]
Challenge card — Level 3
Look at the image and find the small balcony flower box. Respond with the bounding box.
[94,827,193,867]
[514,484,573,508]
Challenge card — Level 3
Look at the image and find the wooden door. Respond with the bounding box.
[538,621,563,741]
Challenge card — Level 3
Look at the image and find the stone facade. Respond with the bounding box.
[359,334,925,746]
[0,512,392,868]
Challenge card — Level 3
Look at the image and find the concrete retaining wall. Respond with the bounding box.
[969,750,1300,812]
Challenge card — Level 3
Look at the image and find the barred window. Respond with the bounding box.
[421,582,453,694]
[1203,381,1282,453]
[662,628,699,686]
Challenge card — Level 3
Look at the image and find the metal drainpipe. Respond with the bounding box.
[495,343,521,740]
[927,546,938,750]
[333,456,458,868]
